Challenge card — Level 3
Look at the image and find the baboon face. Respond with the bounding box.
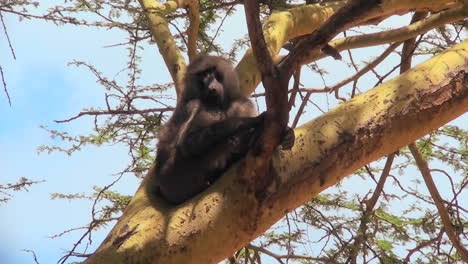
[197,66,225,107]
[183,55,240,110]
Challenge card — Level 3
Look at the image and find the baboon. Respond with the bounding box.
[154,55,293,204]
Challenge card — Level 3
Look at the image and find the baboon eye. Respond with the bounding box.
[198,67,214,78]
[215,70,223,82]
[197,71,208,83]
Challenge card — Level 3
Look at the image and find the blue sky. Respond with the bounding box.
[0,13,140,264]
[0,5,466,264]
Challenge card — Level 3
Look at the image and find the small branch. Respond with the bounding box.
[290,86,338,128]
[291,91,312,129]
[243,1,275,76]
[246,244,329,263]
[329,41,402,95]
[244,0,291,198]
[58,174,124,264]
[243,0,286,122]
[349,154,394,263]
[288,69,301,110]
[0,11,16,60]
[186,0,200,62]
[102,35,152,48]
[207,4,234,52]
[408,143,468,262]
[54,107,173,123]
[301,5,467,68]
[22,249,40,264]
[1,177,44,203]
[0,178,44,191]
[0,65,11,106]
[397,14,468,259]
[404,229,443,263]
[280,0,382,78]
[252,87,332,98]
[365,154,394,210]
[400,12,428,72]
[138,0,186,96]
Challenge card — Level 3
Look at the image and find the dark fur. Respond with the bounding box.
[154,56,262,204]
[154,56,295,204]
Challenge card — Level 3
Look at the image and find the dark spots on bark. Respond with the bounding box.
[113,224,139,248]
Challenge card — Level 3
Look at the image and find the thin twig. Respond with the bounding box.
[0,65,11,106]
[404,229,443,263]
[329,42,402,96]
[0,11,16,59]
[22,249,40,264]
[409,143,468,262]
[54,107,173,123]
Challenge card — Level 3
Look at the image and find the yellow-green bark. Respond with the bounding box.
[236,0,465,96]
[138,0,187,96]
[307,5,468,64]
[84,40,468,264]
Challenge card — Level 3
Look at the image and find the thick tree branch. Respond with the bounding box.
[137,0,186,96]
[243,1,275,76]
[243,1,290,196]
[186,0,200,62]
[84,40,468,264]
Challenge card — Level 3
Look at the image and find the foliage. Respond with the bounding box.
[1,0,467,263]
[0,177,43,204]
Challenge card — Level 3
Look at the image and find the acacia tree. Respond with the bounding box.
[2,0,467,263]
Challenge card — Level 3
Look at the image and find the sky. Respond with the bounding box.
[0,10,141,264]
[0,4,466,264]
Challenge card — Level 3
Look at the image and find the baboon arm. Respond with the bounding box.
[175,100,201,147]
[180,113,265,157]
[227,98,257,118]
